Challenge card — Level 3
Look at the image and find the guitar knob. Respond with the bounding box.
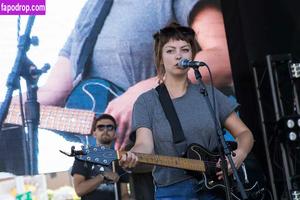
[87,157,91,161]
[209,181,214,185]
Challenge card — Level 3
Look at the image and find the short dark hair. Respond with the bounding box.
[153,22,199,83]
[93,114,117,131]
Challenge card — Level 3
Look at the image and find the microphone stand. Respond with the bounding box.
[192,67,248,200]
[0,16,49,175]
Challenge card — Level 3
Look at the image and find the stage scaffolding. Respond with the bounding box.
[252,54,300,200]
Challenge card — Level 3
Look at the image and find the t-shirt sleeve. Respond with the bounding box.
[131,94,152,132]
[59,31,74,58]
[71,159,89,177]
[213,88,239,125]
[58,0,94,58]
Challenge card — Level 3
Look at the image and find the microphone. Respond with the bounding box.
[178,59,206,69]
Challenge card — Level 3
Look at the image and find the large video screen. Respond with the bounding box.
[0,0,234,175]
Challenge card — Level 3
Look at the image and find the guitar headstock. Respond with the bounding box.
[290,63,300,79]
[75,145,117,166]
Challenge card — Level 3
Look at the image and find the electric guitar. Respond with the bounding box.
[73,143,263,200]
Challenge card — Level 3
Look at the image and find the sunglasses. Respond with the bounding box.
[96,124,115,131]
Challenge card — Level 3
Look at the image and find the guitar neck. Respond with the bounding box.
[5,104,95,135]
[118,151,206,172]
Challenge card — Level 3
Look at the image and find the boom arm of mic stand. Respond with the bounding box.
[193,68,248,200]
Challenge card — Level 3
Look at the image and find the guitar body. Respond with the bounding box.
[185,143,220,183]
[185,143,265,200]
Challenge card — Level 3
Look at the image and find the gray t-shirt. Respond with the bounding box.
[132,83,238,186]
[59,0,199,90]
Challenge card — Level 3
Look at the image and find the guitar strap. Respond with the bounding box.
[155,83,187,155]
[76,0,114,79]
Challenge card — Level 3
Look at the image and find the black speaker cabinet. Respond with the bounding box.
[0,125,28,175]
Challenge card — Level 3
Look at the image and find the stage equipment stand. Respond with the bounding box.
[252,54,300,200]
[0,16,50,175]
[193,65,248,200]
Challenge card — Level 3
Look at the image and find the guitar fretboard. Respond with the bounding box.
[118,152,205,172]
[5,104,95,135]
